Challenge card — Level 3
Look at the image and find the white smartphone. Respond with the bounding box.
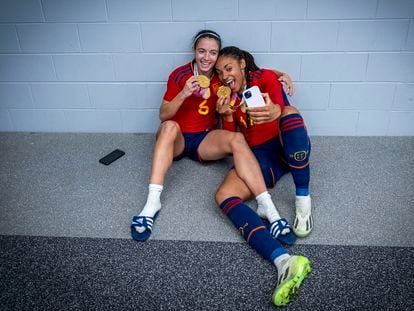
[242,85,266,107]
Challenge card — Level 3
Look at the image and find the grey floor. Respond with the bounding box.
[0,132,413,310]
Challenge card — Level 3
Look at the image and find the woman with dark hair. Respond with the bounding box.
[214,46,313,306]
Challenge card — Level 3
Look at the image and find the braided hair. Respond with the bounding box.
[218,46,259,86]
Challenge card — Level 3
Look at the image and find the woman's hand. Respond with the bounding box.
[278,73,294,96]
[216,96,233,120]
[181,76,200,99]
[246,93,281,124]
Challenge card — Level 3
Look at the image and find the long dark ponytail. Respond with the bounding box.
[218,46,259,86]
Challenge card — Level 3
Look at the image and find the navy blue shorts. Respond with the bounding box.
[251,137,289,188]
[173,130,211,163]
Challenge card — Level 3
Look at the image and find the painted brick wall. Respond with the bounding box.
[0,0,413,135]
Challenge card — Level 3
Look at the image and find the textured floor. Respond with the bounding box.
[0,132,413,310]
[1,236,413,311]
[0,133,413,246]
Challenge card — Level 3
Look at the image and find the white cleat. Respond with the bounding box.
[292,195,313,238]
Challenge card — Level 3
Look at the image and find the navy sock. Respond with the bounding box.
[279,113,311,196]
[219,197,286,262]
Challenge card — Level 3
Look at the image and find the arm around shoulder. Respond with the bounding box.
[271,69,294,96]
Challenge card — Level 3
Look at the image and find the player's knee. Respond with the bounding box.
[157,120,181,139]
[215,188,224,205]
[230,132,248,151]
[281,105,299,117]
[215,186,233,205]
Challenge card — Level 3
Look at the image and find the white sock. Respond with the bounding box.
[274,253,291,273]
[256,191,281,223]
[139,184,163,218]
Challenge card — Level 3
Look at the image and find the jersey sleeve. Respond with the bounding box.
[261,70,285,111]
[163,72,182,102]
[221,116,236,132]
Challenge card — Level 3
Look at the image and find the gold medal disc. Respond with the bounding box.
[197,75,210,88]
[217,86,231,97]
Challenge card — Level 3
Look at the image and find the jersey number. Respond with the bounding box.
[198,100,209,115]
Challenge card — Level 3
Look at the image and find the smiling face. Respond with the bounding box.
[215,55,246,94]
[193,37,220,76]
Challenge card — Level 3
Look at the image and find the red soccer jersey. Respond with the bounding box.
[163,62,221,133]
[222,69,286,147]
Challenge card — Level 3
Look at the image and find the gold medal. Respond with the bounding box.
[197,75,210,88]
[217,85,231,97]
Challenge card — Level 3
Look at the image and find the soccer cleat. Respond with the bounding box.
[272,255,312,307]
[292,195,313,238]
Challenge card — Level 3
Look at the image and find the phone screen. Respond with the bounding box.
[243,86,265,107]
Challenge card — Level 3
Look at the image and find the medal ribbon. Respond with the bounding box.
[232,85,253,128]
[194,62,199,77]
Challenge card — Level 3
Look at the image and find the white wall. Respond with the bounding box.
[0,0,413,135]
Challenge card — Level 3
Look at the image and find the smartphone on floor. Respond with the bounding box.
[99,149,125,165]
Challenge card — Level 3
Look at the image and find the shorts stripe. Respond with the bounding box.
[269,167,276,188]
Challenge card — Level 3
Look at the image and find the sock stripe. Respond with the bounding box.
[288,162,310,169]
[281,121,303,129]
[279,151,309,169]
[281,117,303,126]
[280,120,304,132]
[246,225,266,243]
[270,248,288,262]
[280,116,303,125]
[222,197,242,215]
[280,116,305,132]
[280,115,303,123]
[282,123,305,132]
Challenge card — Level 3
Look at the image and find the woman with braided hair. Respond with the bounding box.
[214,46,313,306]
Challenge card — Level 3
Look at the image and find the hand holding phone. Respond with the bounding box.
[242,86,266,107]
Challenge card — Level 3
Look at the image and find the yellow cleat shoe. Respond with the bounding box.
[272,255,312,307]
